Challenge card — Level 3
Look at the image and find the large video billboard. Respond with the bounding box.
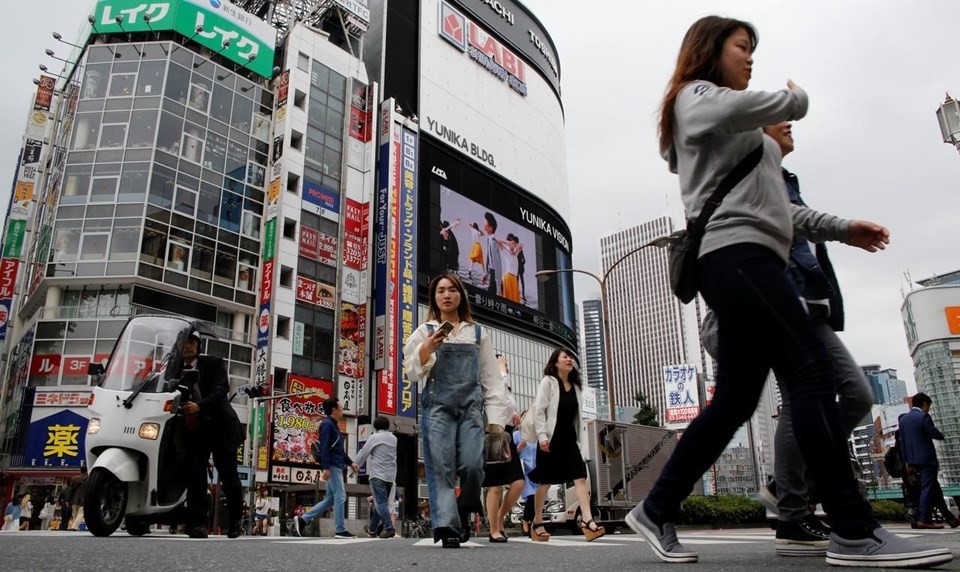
[420,139,575,345]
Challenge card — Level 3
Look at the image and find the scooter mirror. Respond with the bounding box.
[181,369,199,385]
[87,363,105,376]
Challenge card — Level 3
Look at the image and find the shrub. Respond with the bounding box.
[677,495,766,526]
[871,499,907,522]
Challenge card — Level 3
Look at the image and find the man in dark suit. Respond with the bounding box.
[899,392,959,529]
[180,329,244,538]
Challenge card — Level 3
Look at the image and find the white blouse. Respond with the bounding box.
[402,320,510,427]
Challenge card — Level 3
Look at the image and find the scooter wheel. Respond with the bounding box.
[83,468,128,537]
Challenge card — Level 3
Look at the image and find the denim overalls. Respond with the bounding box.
[420,323,485,541]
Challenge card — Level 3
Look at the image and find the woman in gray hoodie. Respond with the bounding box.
[625,15,951,569]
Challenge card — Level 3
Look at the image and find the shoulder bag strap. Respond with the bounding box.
[474,323,481,346]
[689,142,764,237]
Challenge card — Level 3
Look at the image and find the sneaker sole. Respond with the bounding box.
[776,540,827,557]
[625,511,698,564]
[826,548,953,568]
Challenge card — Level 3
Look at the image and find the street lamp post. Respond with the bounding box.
[936,93,960,154]
[536,235,671,421]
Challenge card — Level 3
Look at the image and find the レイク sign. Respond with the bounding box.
[92,0,277,79]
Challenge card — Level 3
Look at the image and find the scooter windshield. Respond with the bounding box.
[100,317,192,392]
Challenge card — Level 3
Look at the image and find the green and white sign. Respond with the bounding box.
[3,220,26,259]
[93,0,276,79]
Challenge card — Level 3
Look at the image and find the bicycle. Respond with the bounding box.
[403,517,431,538]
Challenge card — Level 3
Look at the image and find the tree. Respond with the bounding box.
[633,390,661,427]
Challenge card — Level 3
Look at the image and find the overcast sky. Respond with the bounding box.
[519,0,960,392]
[3,1,959,392]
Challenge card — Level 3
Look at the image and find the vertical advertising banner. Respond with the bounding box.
[33,75,56,112]
[374,100,400,414]
[663,364,701,426]
[338,301,367,380]
[397,126,418,419]
[341,198,369,306]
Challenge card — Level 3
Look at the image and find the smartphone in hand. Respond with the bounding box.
[437,321,454,337]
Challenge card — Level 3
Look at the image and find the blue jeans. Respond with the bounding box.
[643,244,876,539]
[775,321,875,521]
[301,467,346,533]
[421,336,485,541]
[368,478,395,533]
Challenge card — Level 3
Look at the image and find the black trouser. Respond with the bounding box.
[187,432,242,529]
[522,494,535,522]
[644,244,876,539]
[58,504,72,530]
[486,269,498,295]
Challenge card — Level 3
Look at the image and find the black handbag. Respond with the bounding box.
[668,143,764,303]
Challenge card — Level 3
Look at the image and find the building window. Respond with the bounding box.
[99,123,127,148]
[188,83,211,113]
[297,52,310,72]
[237,263,256,292]
[89,177,118,203]
[80,233,109,261]
[283,218,296,240]
[109,72,137,97]
[280,265,293,288]
[166,240,190,273]
[241,210,261,240]
[287,172,300,194]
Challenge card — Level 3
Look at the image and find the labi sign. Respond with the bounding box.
[93,0,276,79]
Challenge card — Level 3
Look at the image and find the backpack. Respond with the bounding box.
[884,428,906,478]
[311,420,341,470]
[884,445,904,478]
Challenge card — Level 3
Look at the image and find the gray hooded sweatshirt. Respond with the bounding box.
[668,80,849,262]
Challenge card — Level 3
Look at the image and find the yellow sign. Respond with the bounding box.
[268,177,281,204]
[44,423,80,458]
[15,181,34,202]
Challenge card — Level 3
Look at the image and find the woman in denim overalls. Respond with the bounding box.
[403,273,509,548]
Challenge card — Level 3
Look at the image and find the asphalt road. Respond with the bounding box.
[2,524,959,571]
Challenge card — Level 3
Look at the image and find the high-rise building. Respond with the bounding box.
[600,216,709,425]
[0,0,381,500]
[902,273,960,485]
[581,297,605,390]
[862,364,908,405]
[0,0,574,511]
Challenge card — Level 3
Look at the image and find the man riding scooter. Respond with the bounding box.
[180,329,244,539]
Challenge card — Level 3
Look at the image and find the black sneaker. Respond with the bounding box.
[187,526,208,539]
[775,514,830,556]
[378,529,396,539]
[290,516,304,537]
[335,530,357,539]
[227,520,243,539]
[442,537,461,549]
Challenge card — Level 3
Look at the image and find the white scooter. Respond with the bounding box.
[84,315,214,536]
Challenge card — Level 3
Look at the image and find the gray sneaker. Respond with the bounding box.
[757,482,778,517]
[289,516,303,537]
[626,502,698,563]
[826,526,954,568]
